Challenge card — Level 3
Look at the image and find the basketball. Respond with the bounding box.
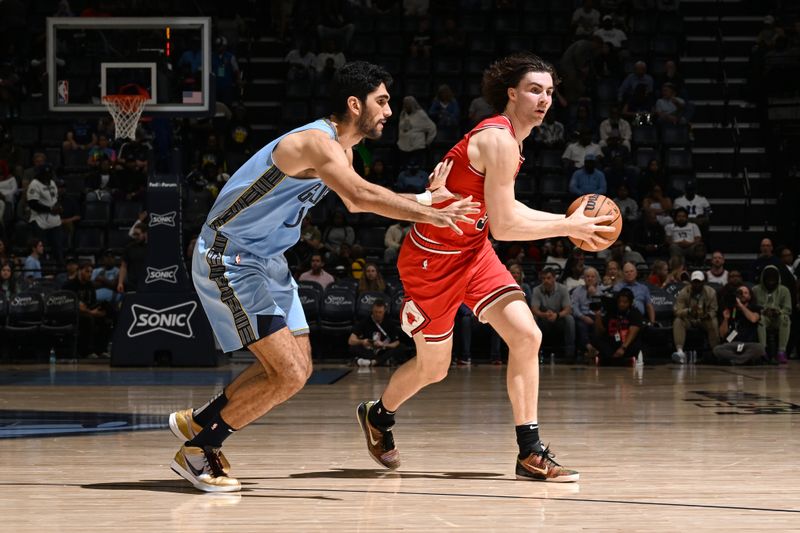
[565,194,622,252]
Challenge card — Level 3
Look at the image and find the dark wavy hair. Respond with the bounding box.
[482,53,560,113]
[328,61,393,118]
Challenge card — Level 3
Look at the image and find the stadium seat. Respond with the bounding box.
[661,124,690,147]
[112,200,142,227]
[634,147,659,169]
[6,291,44,360]
[666,149,693,172]
[41,290,79,358]
[319,287,357,354]
[74,227,106,255]
[298,285,322,328]
[80,201,112,228]
[632,125,659,147]
[356,291,386,320]
[40,123,69,147]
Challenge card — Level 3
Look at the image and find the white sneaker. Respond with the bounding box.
[357,358,372,367]
[171,445,240,493]
[671,350,686,364]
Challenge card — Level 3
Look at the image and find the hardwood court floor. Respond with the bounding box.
[1,362,799,531]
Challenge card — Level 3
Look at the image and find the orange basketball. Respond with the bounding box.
[565,194,622,252]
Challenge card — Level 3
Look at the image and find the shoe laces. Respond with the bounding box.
[202,447,227,477]
[534,443,563,468]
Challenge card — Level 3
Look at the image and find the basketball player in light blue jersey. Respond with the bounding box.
[168,62,479,492]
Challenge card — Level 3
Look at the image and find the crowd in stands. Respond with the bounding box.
[0,0,797,364]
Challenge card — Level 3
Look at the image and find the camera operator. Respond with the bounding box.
[590,288,644,365]
[712,285,766,365]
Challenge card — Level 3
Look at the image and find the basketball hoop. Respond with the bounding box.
[102,85,149,141]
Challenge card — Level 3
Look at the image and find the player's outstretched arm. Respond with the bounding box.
[305,134,479,235]
[478,129,615,248]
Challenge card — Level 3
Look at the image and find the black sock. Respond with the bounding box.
[187,413,235,448]
[368,398,396,431]
[515,423,540,459]
[193,390,228,427]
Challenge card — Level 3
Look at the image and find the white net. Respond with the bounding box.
[102,95,147,141]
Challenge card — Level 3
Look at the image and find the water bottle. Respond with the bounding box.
[49,347,56,365]
[549,352,555,366]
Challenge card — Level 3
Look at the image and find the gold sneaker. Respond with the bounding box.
[171,445,241,493]
[516,442,579,483]
[356,401,400,469]
[169,409,231,474]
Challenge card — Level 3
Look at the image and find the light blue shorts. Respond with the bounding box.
[192,226,309,353]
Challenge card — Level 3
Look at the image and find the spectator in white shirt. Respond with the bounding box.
[673,181,711,233]
[397,96,437,167]
[315,39,346,75]
[562,130,603,170]
[594,15,627,49]
[572,0,601,37]
[598,105,632,149]
[285,41,316,80]
[383,221,411,263]
[535,111,566,148]
[665,207,705,264]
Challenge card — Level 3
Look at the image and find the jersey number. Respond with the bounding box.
[284,183,329,228]
[475,213,488,231]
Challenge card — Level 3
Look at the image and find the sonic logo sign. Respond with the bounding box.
[145,265,179,284]
[127,301,197,338]
[149,211,177,227]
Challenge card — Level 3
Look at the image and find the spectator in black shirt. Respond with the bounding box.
[63,262,110,357]
[117,223,147,293]
[590,288,643,365]
[348,299,408,367]
[634,208,668,259]
[713,285,766,365]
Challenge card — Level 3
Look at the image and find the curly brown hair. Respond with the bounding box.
[481,53,560,113]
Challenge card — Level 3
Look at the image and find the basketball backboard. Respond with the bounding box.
[47,17,211,115]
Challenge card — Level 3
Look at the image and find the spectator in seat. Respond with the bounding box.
[572,266,605,358]
[196,133,226,170]
[621,84,654,126]
[27,164,63,263]
[211,36,242,106]
[395,160,429,193]
[562,129,603,171]
[87,134,116,166]
[226,103,253,156]
[598,237,645,265]
[601,131,630,163]
[671,270,719,363]
[428,84,460,142]
[599,104,632,150]
[654,82,687,125]
[613,183,639,227]
[665,254,690,285]
[295,213,324,262]
[603,259,621,287]
[284,40,316,81]
[117,223,147,293]
[368,159,392,188]
[534,111,566,148]
[531,268,576,361]
[614,261,656,322]
[22,151,48,190]
[674,180,711,234]
[752,264,792,364]
[594,14,628,50]
[618,60,654,102]
[647,259,669,288]
[434,17,465,52]
[780,246,796,278]
[92,251,120,305]
[751,237,781,283]
[567,101,596,136]
[64,261,110,358]
[62,118,97,152]
[706,250,729,285]
[569,153,607,196]
[0,261,18,295]
[718,270,745,312]
[572,0,601,38]
[315,38,347,81]
[656,60,687,99]
[322,211,355,255]
[0,163,18,204]
[348,299,408,367]
[561,249,587,292]
[713,285,766,365]
[665,207,705,264]
[591,288,644,365]
[544,238,571,269]
[299,252,335,290]
[408,16,432,58]
[358,262,386,294]
[642,183,673,226]
[316,1,355,49]
[383,221,411,263]
[468,95,495,127]
[397,96,436,167]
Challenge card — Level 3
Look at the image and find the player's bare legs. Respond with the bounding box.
[483,295,579,482]
[170,331,312,491]
[380,335,453,411]
[355,335,452,469]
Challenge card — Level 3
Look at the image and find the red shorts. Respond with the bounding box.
[397,231,523,344]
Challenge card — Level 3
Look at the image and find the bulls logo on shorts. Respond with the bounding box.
[400,299,428,337]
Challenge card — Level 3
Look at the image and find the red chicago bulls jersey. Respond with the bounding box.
[408,114,523,254]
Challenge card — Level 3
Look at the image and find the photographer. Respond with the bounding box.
[712,285,766,365]
[590,288,643,365]
[348,300,408,367]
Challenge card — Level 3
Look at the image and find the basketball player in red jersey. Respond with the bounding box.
[357,53,616,482]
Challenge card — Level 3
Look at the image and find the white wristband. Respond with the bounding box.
[415,190,432,206]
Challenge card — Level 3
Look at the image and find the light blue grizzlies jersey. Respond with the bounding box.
[204,118,334,258]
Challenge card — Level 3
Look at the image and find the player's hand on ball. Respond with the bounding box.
[430,195,480,235]
[427,159,453,192]
[566,195,617,249]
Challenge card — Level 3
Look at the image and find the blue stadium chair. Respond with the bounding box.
[666,148,693,172]
[632,125,659,147]
[661,124,690,147]
[634,147,659,169]
[356,291,386,320]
